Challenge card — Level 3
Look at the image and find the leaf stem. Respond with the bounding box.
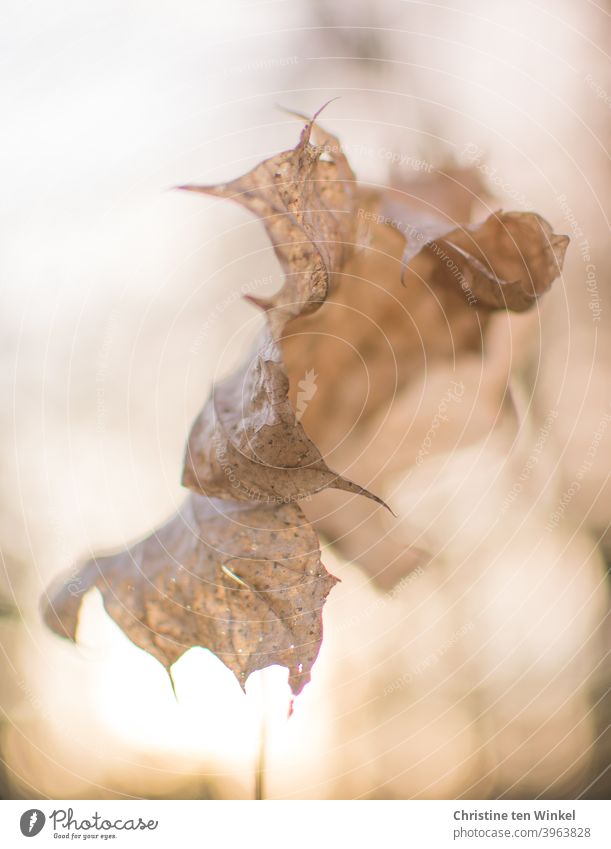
[254,674,267,801]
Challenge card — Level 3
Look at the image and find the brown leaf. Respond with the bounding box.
[281,167,569,588]
[43,110,385,696]
[182,330,386,507]
[179,103,356,335]
[282,174,569,456]
[180,106,386,510]
[43,496,338,695]
[392,206,570,311]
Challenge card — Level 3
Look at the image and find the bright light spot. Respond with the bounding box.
[78,591,293,768]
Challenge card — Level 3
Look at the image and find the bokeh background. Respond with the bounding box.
[1,0,610,799]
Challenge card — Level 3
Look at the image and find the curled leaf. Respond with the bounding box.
[388,204,569,312]
[43,496,337,695]
[179,103,356,334]
[182,331,386,507]
[180,107,386,510]
[281,169,569,589]
[44,110,386,697]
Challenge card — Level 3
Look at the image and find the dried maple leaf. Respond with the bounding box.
[180,106,385,508]
[44,496,336,695]
[43,108,385,695]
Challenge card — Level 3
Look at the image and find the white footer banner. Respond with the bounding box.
[0,800,609,848]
